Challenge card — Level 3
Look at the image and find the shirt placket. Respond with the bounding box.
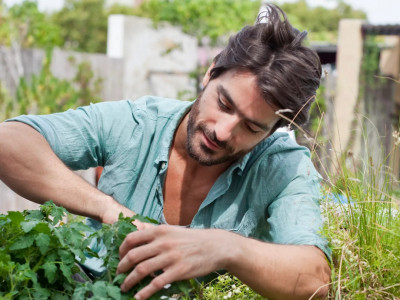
[155,161,168,222]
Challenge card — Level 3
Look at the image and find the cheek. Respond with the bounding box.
[196,101,218,124]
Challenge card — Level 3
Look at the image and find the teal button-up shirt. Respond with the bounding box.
[10,96,331,274]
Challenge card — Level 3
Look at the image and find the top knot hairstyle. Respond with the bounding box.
[210,4,322,132]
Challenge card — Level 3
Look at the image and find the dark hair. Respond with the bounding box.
[210,4,321,132]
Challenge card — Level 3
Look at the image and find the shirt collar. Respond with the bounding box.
[154,101,193,166]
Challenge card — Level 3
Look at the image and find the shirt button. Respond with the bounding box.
[161,162,166,169]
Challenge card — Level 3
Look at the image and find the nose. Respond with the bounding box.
[214,115,240,142]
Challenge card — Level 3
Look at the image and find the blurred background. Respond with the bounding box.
[1,0,400,211]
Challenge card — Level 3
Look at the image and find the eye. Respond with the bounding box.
[246,123,261,134]
[217,97,231,112]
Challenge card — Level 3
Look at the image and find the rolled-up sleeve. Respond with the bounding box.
[6,100,134,171]
[266,155,331,261]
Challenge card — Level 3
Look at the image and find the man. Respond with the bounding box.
[0,4,331,299]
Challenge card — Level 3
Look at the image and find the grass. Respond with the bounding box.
[322,160,400,299]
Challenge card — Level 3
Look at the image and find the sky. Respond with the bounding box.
[3,0,400,25]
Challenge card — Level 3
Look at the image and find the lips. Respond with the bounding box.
[202,132,220,151]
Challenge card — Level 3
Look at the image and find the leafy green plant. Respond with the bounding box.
[0,202,195,299]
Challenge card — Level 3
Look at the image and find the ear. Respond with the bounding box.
[202,61,216,87]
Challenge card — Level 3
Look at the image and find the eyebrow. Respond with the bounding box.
[217,85,271,132]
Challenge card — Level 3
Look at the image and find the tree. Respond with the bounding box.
[125,0,261,44]
[51,0,108,53]
[0,0,62,49]
[278,0,366,42]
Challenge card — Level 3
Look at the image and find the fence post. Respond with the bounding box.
[332,19,364,168]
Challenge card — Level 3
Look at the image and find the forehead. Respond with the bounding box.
[208,69,280,128]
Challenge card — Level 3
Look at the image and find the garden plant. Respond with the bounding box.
[1,1,400,299]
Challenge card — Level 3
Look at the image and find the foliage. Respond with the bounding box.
[278,0,367,42]
[0,0,62,49]
[125,0,261,44]
[1,0,369,53]
[0,202,195,299]
[198,274,264,299]
[51,0,108,53]
[0,50,102,121]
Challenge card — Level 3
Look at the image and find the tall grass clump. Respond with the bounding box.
[321,133,400,298]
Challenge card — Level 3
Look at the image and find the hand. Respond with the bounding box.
[116,225,232,300]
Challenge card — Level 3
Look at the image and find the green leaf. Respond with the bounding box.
[58,249,75,264]
[51,207,67,225]
[35,233,51,255]
[45,251,57,263]
[0,215,11,227]
[70,248,86,264]
[67,228,85,247]
[68,222,92,232]
[9,234,35,250]
[25,209,45,221]
[72,285,88,299]
[41,201,67,224]
[7,211,24,225]
[53,293,69,300]
[32,222,51,234]
[41,262,57,284]
[32,286,51,299]
[91,281,107,297]
[106,284,121,300]
[117,220,136,238]
[112,273,126,285]
[60,263,72,283]
[21,220,40,232]
[132,215,159,225]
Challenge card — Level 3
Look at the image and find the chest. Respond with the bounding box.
[162,159,218,226]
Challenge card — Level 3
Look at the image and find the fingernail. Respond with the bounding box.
[134,293,141,300]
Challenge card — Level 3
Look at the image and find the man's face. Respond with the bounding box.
[186,69,280,166]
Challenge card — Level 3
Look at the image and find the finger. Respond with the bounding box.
[121,254,171,293]
[133,268,180,300]
[117,243,159,274]
[119,229,154,259]
[133,220,155,231]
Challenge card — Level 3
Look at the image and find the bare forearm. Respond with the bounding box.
[224,233,331,299]
[0,122,132,223]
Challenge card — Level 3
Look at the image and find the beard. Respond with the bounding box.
[186,94,248,166]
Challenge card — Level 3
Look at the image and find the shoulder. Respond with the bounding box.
[88,96,190,116]
[250,131,312,170]
[246,132,320,198]
[81,96,192,130]
[128,96,193,120]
